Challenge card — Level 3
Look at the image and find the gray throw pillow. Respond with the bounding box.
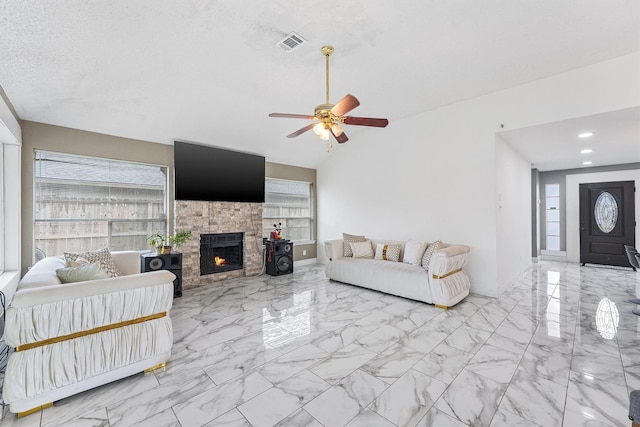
[56,262,110,284]
[422,240,443,270]
[64,247,122,277]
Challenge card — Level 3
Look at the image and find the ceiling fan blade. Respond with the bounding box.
[286,123,316,138]
[269,113,315,119]
[331,124,349,144]
[343,116,389,128]
[330,94,360,117]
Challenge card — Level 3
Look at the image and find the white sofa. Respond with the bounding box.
[2,251,175,415]
[324,239,471,308]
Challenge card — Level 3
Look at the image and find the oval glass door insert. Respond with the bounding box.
[594,191,618,233]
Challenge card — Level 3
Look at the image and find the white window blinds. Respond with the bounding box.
[263,178,313,242]
[34,151,167,259]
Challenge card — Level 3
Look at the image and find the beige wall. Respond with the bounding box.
[21,122,318,273]
[265,162,318,261]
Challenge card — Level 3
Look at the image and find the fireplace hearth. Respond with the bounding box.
[200,232,243,275]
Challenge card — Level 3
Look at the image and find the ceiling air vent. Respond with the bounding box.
[276,32,306,52]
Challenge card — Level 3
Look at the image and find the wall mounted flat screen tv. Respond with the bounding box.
[174,141,265,203]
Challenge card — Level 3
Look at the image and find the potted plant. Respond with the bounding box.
[148,230,192,254]
[148,232,170,254]
[169,230,192,250]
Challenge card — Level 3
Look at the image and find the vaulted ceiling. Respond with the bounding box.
[1,1,639,168]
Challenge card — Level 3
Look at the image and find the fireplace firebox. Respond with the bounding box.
[200,232,244,275]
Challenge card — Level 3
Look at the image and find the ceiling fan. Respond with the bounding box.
[269,45,389,150]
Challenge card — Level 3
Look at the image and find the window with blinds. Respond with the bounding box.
[34,151,168,260]
[263,178,313,242]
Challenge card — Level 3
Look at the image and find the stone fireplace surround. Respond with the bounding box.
[174,200,263,288]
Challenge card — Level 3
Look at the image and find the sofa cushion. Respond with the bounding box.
[374,243,401,262]
[64,248,122,277]
[56,262,110,284]
[330,258,433,303]
[403,240,427,265]
[343,233,366,257]
[350,240,374,259]
[18,256,66,289]
[422,240,443,270]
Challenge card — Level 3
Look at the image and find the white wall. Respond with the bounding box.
[566,169,640,262]
[0,93,20,145]
[0,93,22,306]
[318,104,499,296]
[495,135,532,293]
[317,52,640,297]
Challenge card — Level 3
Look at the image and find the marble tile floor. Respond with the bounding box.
[2,261,640,427]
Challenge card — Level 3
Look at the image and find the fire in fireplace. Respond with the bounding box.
[200,232,244,275]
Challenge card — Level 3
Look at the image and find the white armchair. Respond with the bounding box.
[2,251,175,416]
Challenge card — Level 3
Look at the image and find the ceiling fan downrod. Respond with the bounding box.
[321,45,334,105]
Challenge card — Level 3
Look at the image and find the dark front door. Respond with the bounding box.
[580,181,635,267]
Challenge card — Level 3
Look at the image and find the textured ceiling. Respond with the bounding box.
[1,0,639,168]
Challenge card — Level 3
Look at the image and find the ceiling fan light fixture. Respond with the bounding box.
[268,45,389,148]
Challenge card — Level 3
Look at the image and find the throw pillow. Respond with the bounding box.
[349,240,374,259]
[374,243,401,262]
[343,233,366,257]
[56,262,110,284]
[64,247,122,277]
[66,256,90,267]
[402,240,427,265]
[422,240,443,270]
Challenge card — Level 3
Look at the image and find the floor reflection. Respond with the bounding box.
[546,270,560,337]
[262,290,312,347]
[596,297,619,339]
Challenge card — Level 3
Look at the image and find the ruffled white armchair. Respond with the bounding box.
[2,251,175,416]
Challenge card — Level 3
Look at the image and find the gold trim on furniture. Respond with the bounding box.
[435,304,449,310]
[432,268,463,280]
[18,402,53,417]
[144,362,167,373]
[15,312,167,352]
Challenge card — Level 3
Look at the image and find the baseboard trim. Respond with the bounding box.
[294,258,317,267]
[541,250,567,257]
[498,262,534,296]
[540,254,568,261]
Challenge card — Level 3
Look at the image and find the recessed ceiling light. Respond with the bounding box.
[578,132,594,138]
[581,149,593,154]
[582,161,593,165]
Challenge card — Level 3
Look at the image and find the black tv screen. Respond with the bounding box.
[174,141,265,203]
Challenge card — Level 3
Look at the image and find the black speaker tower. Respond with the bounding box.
[266,240,293,276]
[141,252,183,298]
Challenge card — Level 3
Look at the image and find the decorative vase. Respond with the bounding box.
[157,245,172,254]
